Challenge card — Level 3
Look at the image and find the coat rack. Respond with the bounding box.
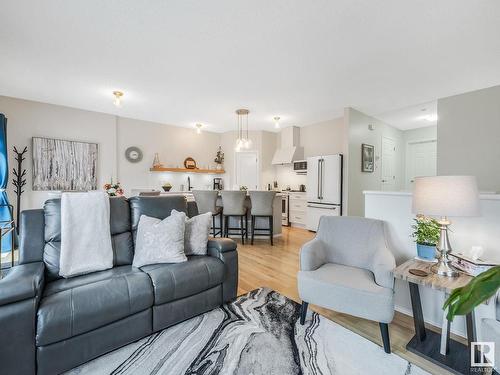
[12,146,27,232]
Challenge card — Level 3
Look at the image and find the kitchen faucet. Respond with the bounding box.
[187,176,192,191]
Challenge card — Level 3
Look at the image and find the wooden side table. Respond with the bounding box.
[394,259,483,375]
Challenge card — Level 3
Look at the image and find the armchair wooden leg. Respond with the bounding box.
[379,322,391,354]
[300,302,308,325]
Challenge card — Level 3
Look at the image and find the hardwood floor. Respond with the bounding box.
[236,226,456,375]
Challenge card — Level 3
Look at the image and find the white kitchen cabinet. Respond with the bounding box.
[288,192,307,226]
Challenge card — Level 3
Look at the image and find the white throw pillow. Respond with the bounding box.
[178,210,212,256]
[132,210,187,267]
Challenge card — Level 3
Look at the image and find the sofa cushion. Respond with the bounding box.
[43,197,134,281]
[140,255,225,305]
[36,266,153,346]
[128,196,187,240]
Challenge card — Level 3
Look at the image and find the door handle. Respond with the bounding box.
[317,159,321,199]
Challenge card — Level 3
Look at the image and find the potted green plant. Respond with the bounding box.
[410,215,441,261]
[444,266,500,321]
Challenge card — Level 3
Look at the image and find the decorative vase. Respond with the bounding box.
[216,163,223,171]
[416,243,436,261]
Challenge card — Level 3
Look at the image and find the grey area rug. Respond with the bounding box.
[66,288,429,375]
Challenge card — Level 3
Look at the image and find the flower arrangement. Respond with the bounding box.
[410,215,441,260]
[104,180,124,197]
[411,215,440,246]
[214,146,224,165]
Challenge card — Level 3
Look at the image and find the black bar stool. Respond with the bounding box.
[249,191,276,245]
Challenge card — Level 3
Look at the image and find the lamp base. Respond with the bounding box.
[431,261,459,277]
[431,218,459,278]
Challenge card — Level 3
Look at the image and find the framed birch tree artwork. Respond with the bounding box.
[32,137,98,191]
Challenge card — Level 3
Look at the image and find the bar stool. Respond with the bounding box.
[192,190,223,237]
[249,191,276,245]
[221,191,248,244]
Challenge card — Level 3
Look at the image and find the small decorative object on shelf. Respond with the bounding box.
[104,179,124,197]
[184,157,197,169]
[152,153,163,168]
[214,146,224,170]
[410,215,440,261]
[239,185,248,191]
[161,182,172,192]
[12,146,28,231]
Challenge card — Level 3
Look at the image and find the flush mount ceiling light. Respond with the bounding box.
[419,114,438,122]
[195,123,203,134]
[113,91,124,107]
[274,116,281,129]
[235,109,251,151]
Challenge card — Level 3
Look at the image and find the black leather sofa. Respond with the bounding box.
[0,196,238,375]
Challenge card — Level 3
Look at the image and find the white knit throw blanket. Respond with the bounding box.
[60,191,113,278]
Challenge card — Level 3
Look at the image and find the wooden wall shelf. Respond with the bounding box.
[150,167,225,174]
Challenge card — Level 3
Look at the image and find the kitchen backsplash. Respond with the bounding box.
[274,164,307,190]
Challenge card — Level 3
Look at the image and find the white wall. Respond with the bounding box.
[1,96,118,210]
[365,191,499,338]
[1,95,224,213]
[346,108,404,216]
[116,117,221,195]
[274,118,346,191]
[437,85,500,192]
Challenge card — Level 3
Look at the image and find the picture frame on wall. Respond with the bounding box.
[32,137,98,191]
[361,143,374,172]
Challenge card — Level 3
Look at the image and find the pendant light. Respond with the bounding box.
[274,116,281,129]
[235,109,251,151]
[113,91,124,107]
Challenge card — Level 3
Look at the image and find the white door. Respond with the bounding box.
[406,140,437,189]
[320,154,342,205]
[306,156,321,202]
[381,137,396,191]
[235,151,259,190]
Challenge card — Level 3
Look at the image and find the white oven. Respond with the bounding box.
[281,193,289,226]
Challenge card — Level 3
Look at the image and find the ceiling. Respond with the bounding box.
[376,101,437,130]
[1,1,500,133]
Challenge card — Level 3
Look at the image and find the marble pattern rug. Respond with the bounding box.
[66,288,429,375]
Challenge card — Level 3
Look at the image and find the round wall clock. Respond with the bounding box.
[125,146,143,163]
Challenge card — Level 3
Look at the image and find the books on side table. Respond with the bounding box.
[449,252,498,277]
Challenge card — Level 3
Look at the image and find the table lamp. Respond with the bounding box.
[412,176,479,277]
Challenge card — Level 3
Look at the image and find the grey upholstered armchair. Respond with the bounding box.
[298,216,396,353]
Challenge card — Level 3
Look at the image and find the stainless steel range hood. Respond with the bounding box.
[272,126,304,165]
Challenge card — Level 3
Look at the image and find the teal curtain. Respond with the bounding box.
[0,113,13,253]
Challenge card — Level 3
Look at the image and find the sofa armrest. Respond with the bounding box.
[371,247,396,289]
[207,238,238,302]
[207,238,237,253]
[0,262,44,375]
[300,238,327,271]
[0,262,45,306]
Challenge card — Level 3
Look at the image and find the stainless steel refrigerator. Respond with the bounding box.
[306,154,343,231]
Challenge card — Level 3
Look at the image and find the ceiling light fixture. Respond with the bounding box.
[235,109,251,151]
[195,123,203,134]
[274,116,281,129]
[113,91,124,107]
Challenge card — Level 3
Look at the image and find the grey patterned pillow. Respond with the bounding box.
[174,210,212,256]
[132,210,187,267]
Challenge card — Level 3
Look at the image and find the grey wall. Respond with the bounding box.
[346,108,404,216]
[437,85,500,192]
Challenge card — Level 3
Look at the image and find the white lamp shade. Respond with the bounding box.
[412,176,480,217]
